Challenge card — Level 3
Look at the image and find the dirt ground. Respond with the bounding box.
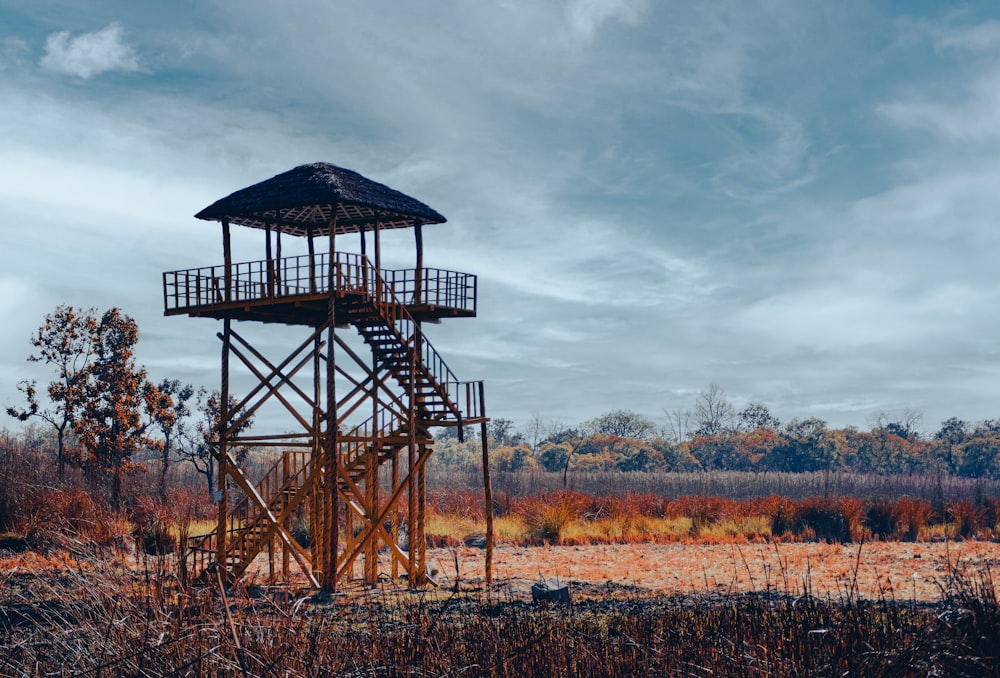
[426,540,1000,602]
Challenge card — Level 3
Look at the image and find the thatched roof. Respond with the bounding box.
[195,162,446,236]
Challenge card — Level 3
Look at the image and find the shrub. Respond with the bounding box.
[794,496,864,543]
[947,500,986,538]
[894,497,932,541]
[520,492,584,544]
[864,499,898,540]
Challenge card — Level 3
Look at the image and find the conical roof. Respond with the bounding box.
[195,162,446,236]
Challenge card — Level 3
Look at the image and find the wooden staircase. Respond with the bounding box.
[183,259,484,586]
[184,424,401,585]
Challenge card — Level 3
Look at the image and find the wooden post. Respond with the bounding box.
[416,443,427,582]
[222,220,232,302]
[360,229,368,289]
[308,230,317,293]
[391,447,399,580]
[323,215,339,592]
[414,222,423,305]
[374,222,382,304]
[283,450,291,580]
[407,333,418,585]
[275,227,282,293]
[216,319,231,579]
[265,223,274,299]
[365,344,379,586]
[481,411,494,587]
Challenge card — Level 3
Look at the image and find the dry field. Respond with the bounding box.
[431,540,1000,602]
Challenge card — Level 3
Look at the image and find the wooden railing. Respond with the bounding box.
[382,267,477,313]
[361,261,486,423]
[163,253,476,315]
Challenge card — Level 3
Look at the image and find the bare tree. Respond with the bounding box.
[871,408,924,439]
[523,412,559,451]
[663,408,692,443]
[693,384,735,436]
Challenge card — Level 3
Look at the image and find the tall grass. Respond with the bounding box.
[435,468,1000,503]
[426,489,998,545]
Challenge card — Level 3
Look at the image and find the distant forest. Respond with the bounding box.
[438,384,1000,479]
[6,306,1000,512]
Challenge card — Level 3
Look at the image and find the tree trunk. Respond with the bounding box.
[159,433,171,500]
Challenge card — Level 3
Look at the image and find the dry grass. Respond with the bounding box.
[426,490,1000,547]
[2,544,1000,676]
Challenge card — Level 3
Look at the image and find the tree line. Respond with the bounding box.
[437,385,1000,479]
[8,308,1000,510]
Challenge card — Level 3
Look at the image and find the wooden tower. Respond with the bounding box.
[163,163,491,590]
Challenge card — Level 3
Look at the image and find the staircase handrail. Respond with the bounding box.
[359,257,467,421]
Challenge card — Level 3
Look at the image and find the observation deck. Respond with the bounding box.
[163,251,476,326]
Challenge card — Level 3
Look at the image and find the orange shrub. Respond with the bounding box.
[947,500,987,538]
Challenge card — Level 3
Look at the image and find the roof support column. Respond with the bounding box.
[374,221,382,302]
[222,219,232,302]
[414,222,423,306]
[275,227,282,293]
[360,229,368,289]
[265,223,274,299]
[307,230,317,293]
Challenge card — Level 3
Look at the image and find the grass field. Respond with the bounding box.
[2,546,998,676]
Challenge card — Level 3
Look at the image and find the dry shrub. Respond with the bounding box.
[21,487,127,548]
[519,492,586,544]
[620,492,669,518]
[947,500,987,539]
[668,496,734,536]
[864,499,898,540]
[755,495,796,539]
[981,497,1000,533]
[427,487,487,521]
[794,496,865,543]
[130,495,177,555]
[894,497,933,541]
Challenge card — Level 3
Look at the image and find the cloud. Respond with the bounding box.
[566,0,647,41]
[40,22,139,79]
[0,37,30,72]
[877,70,1000,143]
[934,20,1000,52]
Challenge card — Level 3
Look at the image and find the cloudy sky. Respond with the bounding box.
[3,1,1000,436]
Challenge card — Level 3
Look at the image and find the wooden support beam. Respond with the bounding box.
[275,227,282,292]
[265,223,274,299]
[219,327,324,435]
[337,446,430,581]
[216,318,231,577]
[360,228,368,289]
[222,220,232,302]
[307,230,316,293]
[407,319,418,585]
[324,215,339,592]
[225,338,317,433]
[481,410,494,587]
[414,222,423,305]
[365,332,380,586]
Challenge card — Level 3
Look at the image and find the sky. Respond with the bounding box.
[3,1,1000,437]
